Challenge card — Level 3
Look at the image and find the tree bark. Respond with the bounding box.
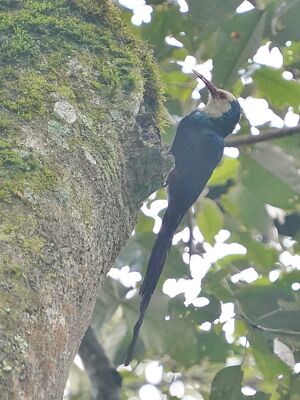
[0,1,171,398]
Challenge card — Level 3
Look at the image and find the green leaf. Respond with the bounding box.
[137,5,183,60]
[266,310,300,331]
[209,157,240,186]
[168,293,188,318]
[161,318,198,367]
[115,236,144,270]
[145,0,168,4]
[162,70,193,103]
[267,0,300,45]
[135,212,155,234]
[276,270,300,291]
[122,289,170,361]
[162,244,187,281]
[217,253,249,271]
[189,294,222,324]
[287,374,300,399]
[93,277,126,331]
[169,295,222,343]
[247,142,300,198]
[282,41,300,69]
[222,185,275,239]
[249,330,290,385]
[135,231,156,258]
[104,319,128,361]
[253,66,300,110]
[213,10,266,88]
[240,151,299,210]
[210,365,243,400]
[237,232,278,271]
[259,310,300,349]
[184,0,241,44]
[125,293,199,367]
[275,134,300,164]
[198,330,228,363]
[251,392,271,400]
[202,268,235,302]
[196,198,224,244]
[236,283,294,321]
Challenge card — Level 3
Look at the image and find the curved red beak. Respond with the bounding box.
[192,69,218,98]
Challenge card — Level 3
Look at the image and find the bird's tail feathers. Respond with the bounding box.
[139,203,182,299]
[124,201,183,365]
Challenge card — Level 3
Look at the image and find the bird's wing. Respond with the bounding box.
[169,110,199,159]
[170,111,223,173]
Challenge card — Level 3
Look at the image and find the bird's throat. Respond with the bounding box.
[200,97,232,118]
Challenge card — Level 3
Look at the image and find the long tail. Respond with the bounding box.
[124,200,184,365]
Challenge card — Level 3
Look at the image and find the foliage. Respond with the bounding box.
[70,1,300,399]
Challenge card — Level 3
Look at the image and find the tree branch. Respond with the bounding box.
[225,124,300,147]
[236,313,300,337]
[78,326,121,400]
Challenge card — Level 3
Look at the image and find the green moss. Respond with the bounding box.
[0,0,165,123]
[56,85,76,101]
[90,80,102,91]
[0,217,25,242]
[92,56,140,95]
[142,52,167,130]
[0,252,37,331]
[0,0,166,202]
[0,139,38,174]
[0,2,168,355]
[0,114,10,132]
[1,72,51,120]
[5,263,23,279]
[0,211,46,270]
[0,1,132,64]
[20,236,46,252]
[0,211,43,329]
[0,139,57,201]
[77,197,92,225]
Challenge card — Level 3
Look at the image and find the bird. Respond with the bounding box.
[124,70,241,366]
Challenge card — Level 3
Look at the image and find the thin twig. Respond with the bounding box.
[222,279,300,336]
[236,313,300,337]
[256,308,282,322]
[225,124,300,147]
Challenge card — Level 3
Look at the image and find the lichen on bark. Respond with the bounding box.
[0,1,172,398]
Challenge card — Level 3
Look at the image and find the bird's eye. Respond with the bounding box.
[217,91,227,100]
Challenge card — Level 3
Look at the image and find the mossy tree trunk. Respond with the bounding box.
[0,1,171,398]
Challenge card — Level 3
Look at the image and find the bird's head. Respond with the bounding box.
[193,70,241,136]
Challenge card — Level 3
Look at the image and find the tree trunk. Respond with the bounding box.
[0,1,171,398]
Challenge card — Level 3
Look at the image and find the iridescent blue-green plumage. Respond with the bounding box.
[125,79,241,365]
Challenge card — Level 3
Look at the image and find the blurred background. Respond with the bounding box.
[66,1,300,399]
